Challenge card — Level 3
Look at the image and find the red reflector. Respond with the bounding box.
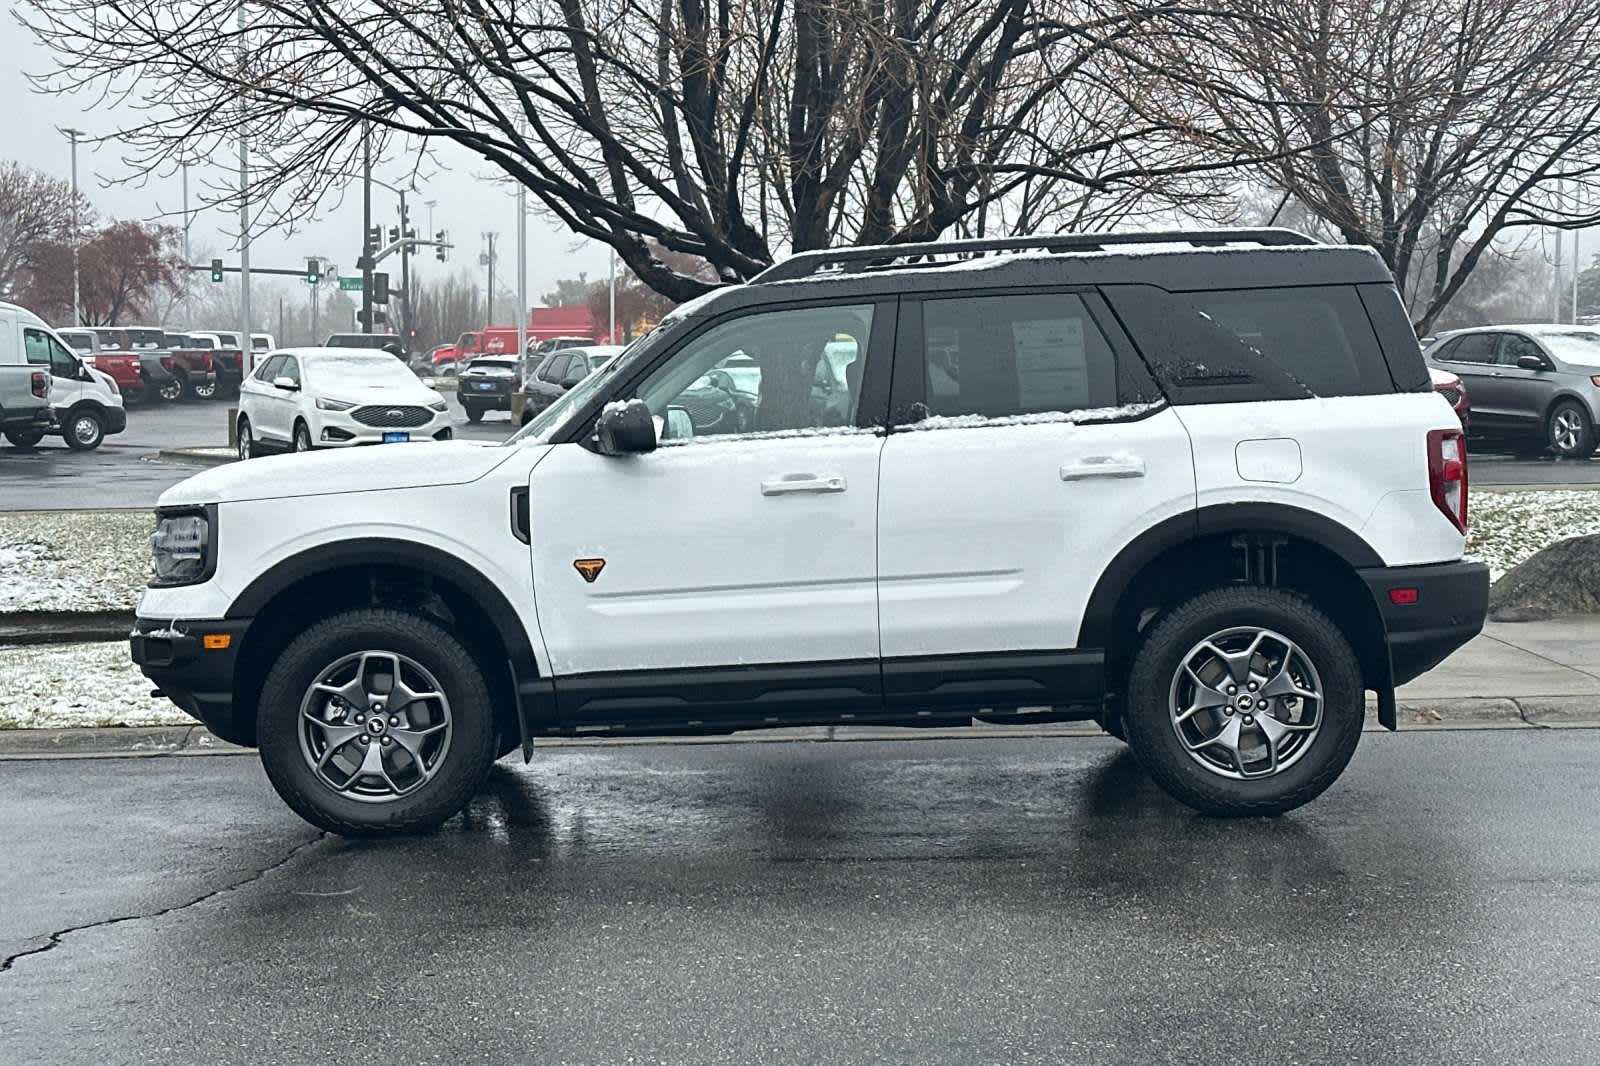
[1388,587,1419,606]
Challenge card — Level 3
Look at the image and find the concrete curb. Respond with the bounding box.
[0,610,134,646]
[4,698,1598,759]
[155,447,234,467]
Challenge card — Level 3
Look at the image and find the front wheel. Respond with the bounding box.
[256,608,498,835]
[1122,586,1363,817]
[237,416,255,460]
[1548,400,1597,459]
[64,408,104,451]
[292,421,313,452]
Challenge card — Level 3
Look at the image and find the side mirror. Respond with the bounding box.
[561,367,587,389]
[664,406,695,441]
[596,399,656,455]
[272,375,299,391]
[1516,354,1549,371]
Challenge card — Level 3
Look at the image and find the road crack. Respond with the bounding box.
[0,832,327,976]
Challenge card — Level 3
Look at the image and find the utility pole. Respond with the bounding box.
[311,273,319,343]
[608,247,616,342]
[60,127,83,325]
[516,186,526,360]
[236,2,254,372]
[181,162,191,265]
[483,232,497,324]
[361,125,373,334]
[399,189,411,349]
[1574,229,1581,323]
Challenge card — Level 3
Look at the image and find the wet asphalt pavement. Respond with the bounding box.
[3,730,1599,1064]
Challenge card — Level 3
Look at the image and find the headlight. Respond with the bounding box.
[150,511,211,586]
[315,397,357,412]
[428,398,448,412]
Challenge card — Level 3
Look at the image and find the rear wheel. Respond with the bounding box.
[463,403,484,423]
[157,379,182,403]
[1547,400,1597,459]
[256,609,497,835]
[188,376,217,401]
[4,429,45,449]
[1123,586,1363,817]
[63,408,104,451]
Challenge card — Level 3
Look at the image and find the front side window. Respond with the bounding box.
[280,357,301,385]
[635,304,874,439]
[24,329,79,377]
[255,355,284,381]
[920,293,1120,419]
[1500,334,1545,366]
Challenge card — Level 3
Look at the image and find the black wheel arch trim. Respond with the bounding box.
[226,538,543,725]
[1079,502,1384,650]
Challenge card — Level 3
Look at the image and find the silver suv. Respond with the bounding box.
[1424,325,1600,458]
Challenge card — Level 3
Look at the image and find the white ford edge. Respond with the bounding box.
[235,347,452,457]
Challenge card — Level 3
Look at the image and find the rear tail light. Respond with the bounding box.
[30,370,48,398]
[1427,428,1468,533]
[161,356,175,370]
[200,352,213,371]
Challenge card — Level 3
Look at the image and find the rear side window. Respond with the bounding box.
[1439,334,1498,364]
[918,293,1129,419]
[1178,286,1392,396]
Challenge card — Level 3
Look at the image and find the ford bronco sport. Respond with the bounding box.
[131,229,1488,835]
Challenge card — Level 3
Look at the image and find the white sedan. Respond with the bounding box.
[236,347,452,458]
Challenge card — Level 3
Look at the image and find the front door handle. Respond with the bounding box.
[1060,455,1146,481]
[761,474,847,496]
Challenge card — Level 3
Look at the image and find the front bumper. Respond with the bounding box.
[1359,559,1490,688]
[130,616,254,745]
[103,406,128,434]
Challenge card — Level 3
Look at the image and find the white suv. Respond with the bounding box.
[132,230,1488,835]
[235,347,452,456]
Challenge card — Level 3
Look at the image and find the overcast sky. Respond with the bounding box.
[1,1,615,316]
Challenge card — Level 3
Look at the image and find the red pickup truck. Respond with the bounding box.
[93,327,215,402]
[59,328,146,403]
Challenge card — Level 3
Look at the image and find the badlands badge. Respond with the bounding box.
[573,558,606,583]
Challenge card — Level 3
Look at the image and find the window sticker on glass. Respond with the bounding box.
[1011,317,1089,412]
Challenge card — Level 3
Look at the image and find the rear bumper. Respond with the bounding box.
[130,616,254,746]
[1,406,52,432]
[1359,559,1490,687]
[460,384,513,409]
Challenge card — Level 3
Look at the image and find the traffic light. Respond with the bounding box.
[357,308,387,327]
[435,231,447,262]
[209,258,224,283]
[305,257,321,285]
[365,225,381,251]
[387,226,399,245]
[371,272,390,303]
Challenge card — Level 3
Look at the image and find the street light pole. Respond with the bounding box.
[237,1,253,372]
[516,186,526,360]
[60,127,83,325]
[399,189,411,348]
[361,124,373,334]
[608,247,616,342]
[483,232,497,324]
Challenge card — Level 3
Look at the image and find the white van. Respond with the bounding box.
[0,303,126,450]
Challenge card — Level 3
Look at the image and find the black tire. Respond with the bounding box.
[464,403,484,423]
[157,379,182,403]
[1122,586,1363,817]
[292,420,313,452]
[257,608,498,835]
[496,732,522,760]
[187,375,217,401]
[1547,399,1597,459]
[237,416,255,460]
[4,429,45,449]
[63,407,104,451]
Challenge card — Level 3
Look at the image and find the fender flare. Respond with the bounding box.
[226,538,540,684]
[1078,502,1383,649]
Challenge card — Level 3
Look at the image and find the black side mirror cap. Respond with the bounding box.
[1516,354,1549,371]
[596,399,657,455]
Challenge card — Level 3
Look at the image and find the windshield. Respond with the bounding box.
[1540,331,1600,367]
[307,355,419,386]
[504,331,660,445]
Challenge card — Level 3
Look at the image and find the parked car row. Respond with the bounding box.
[1423,324,1600,458]
[55,325,274,405]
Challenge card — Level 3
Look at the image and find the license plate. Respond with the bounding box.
[474,382,494,390]
[382,431,410,444]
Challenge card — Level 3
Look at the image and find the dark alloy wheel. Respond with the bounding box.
[292,421,313,452]
[256,608,497,835]
[1547,400,1597,459]
[237,416,255,460]
[1122,586,1363,817]
[64,408,105,451]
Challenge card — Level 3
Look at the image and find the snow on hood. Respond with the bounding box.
[158,440,518,507]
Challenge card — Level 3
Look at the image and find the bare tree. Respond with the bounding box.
[1154,0,1600,332]
[18,220,183,325]
[20,0,1307,299]
[0,160,90,300]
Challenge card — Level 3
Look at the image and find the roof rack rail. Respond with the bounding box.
[750,228,1318,284]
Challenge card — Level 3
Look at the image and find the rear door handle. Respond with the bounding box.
[761,474,847,496]
[1060,456,1146,481]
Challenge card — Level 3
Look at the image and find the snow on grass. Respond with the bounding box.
[0,511,151,613]
[1468,490,1600,581]
[0,641,190,729]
